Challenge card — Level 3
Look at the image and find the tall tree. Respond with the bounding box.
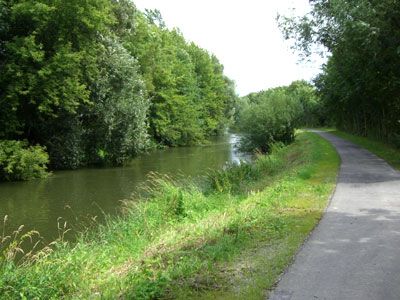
[278,0,400,141]
[0,1,238,173]
[126,10,237,146]
[0,0,113,141]
[83,37,150,166]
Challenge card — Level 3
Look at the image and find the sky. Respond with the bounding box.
[133,0,325,96]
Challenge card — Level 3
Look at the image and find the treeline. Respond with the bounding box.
[278,0,400,145]
[0,0,237,179]
[235,80,325,152]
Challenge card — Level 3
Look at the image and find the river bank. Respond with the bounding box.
[0,131,339,299]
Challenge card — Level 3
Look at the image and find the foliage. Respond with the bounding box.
[0,132,339,299]
[83,37,150,166]
[235,81,326,148]
[0,0,113,138]
[126,11,237,146]
[278,0,400,140]
[287,80,329,127]
[237,88,303,152]
[0,140,49,181]
[0,1,237,174]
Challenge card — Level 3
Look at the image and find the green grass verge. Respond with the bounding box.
[318,129,400,171]
[0,131,339,300]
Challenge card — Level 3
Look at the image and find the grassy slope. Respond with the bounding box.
[194,131,339,300]
[320,129,400,171]
[0,132,339,300]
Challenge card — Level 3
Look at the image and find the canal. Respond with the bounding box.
[0,133,248,244]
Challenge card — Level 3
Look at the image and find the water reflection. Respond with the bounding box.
[0,134,248,243]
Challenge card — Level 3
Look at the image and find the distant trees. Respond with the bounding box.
[237,91,301,153]
[236,81,321,153]
[126,11,237,146]
[286,80,328,127]
[235,80,329,153]
[278,0,400,144]
[0,0,238,179]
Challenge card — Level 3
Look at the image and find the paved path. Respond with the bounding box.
[269,131,400,300]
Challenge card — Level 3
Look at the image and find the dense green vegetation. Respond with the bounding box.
[278,0,400,144]
[0,1,237,179]
[0,132,339,299]
[0,140,49,181]
[236,80,326,153]
[2,0,399,297]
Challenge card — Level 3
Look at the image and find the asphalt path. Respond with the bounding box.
[269,130,400,300]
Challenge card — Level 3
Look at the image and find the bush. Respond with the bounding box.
[237,91,302,153]
[0,140,50,181]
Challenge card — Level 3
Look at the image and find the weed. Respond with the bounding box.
[0,132,339,300]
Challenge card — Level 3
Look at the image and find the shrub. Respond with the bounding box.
[0,140,50,181]
[237,90,302,153]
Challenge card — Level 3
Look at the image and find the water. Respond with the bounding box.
[0,134,248,244]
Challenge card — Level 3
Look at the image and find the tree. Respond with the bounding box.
[287,80,327,127]
[237,88,302,153]
[126,10,237,146]
[0,1,239,175]
[83,37,150,166]
[0,0,113,141]
[278,0,400,141]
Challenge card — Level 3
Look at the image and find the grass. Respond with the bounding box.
[318,128,400,171]
[0,131,339,300]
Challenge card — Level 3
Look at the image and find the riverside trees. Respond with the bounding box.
[278,0,400,144]
[0,0,238,178]
[236,81,322,153]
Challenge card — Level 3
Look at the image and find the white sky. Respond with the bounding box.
[133,0,325,96]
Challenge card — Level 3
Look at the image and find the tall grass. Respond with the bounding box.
[0,131,339,299]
